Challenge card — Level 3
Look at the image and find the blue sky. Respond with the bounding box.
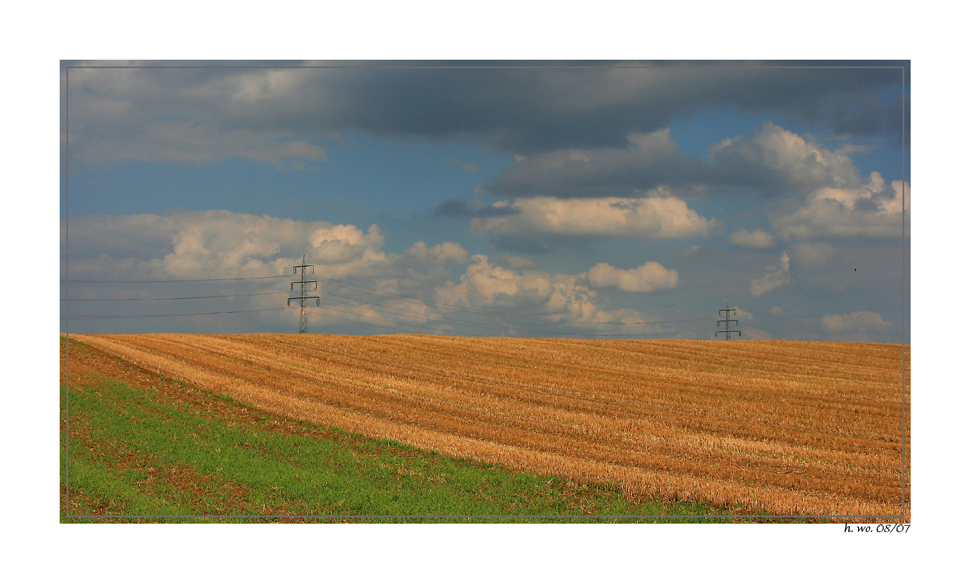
[60,61,910,341]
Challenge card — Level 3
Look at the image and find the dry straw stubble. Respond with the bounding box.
[73,333,910,518]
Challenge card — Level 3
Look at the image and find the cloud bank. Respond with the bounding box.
[65,210,664,336]
[469,195,717,240]
[66,64,906,169]
[773,172,910,240]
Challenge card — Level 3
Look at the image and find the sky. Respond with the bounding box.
[60,61,910,342]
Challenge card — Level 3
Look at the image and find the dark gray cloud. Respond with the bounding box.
[432,198,520,219]
[65,62,907,167]
[481,129,704,197]
[481,122,866,199]
[320,64,905,154]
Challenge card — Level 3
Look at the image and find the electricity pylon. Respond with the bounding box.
[288,255,320,334]
[716,303,741,340]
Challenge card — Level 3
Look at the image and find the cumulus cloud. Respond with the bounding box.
[66,210,667,335]
[750,253,791,297]
[707,122,862,195]
[436,254,555,309]
[587,261,678,293]
[729,227,775,249]
[66,210,393,282]
[63,211,490,334]
[434,254,652,332]
[65,211,433,290]
[772,172,910,240]
[470,194,717,240]
[309,224,385,264]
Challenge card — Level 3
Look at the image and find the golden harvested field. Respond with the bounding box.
[71,333,910,518]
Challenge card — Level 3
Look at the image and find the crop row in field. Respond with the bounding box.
[71,333,910,518]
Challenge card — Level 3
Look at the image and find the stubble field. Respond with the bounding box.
[70,333,910,519]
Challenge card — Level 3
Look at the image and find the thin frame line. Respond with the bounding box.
[900,65,909,518]
[64,64,908,70]
[61,61,911,521]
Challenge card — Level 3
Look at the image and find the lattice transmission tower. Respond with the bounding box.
[288,255,320,334]
[716,303,741,340]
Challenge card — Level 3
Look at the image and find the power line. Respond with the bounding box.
[59,260,720,338]
[321,287,710,333]
[62,274,291,283]
[60,291,288,302]
[61,307,286,320]
[322,275,560,322]
[318,294,543,335]
[62,253,256,259]
[737,319,807,341]
[64,254,176,259]
[313,296,699,339]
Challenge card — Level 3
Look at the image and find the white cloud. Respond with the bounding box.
[773,172,910,240]
[470,194,717,240]
[434,254,654,332]
[729,227,775,249]
[309,224,385,264]
[587,261,678,293]
[750,252,791,297]
[64,211,394,283]
[435,254,553,309]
